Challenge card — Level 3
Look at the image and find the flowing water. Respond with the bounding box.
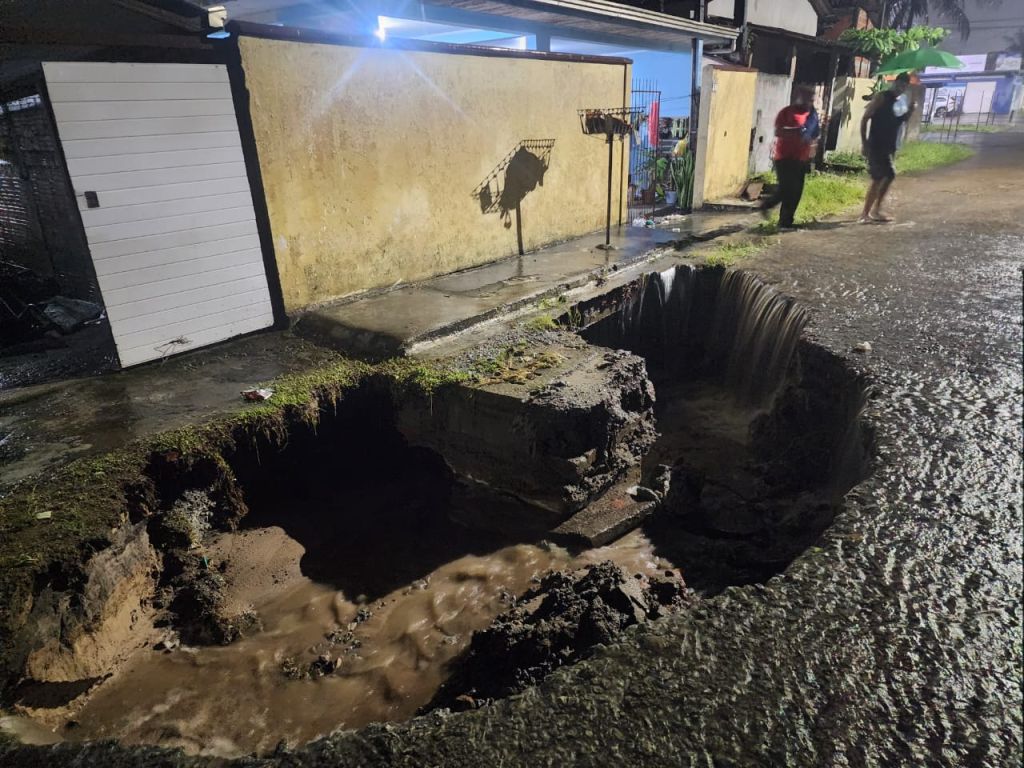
[8,264,853,758]
[54,525,674,757]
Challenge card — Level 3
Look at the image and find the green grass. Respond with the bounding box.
[526,314,558,332]
[893,141,974,173]
[469,342,563,385]
[825,151,867,171]
[757,171,867,233]
[702,240,767,267]
[756,140,973,233]
[920,122,1002,134]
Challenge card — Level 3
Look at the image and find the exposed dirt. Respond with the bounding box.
[426,561,691,712]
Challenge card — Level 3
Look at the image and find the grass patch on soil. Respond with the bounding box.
[893,141,974,173]
[470,342,563,385]
[920,122,1002,134]
[701,240,768,267]
[526,314,559,332]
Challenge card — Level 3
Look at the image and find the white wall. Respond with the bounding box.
[749,73,792,173]
[707,0,818,37]
[963,80,997,113]
[43,62,275,367]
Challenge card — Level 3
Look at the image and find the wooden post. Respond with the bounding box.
[817,49,841,165]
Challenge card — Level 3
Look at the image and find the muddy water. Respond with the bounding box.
[11,337,825,757]
[53,516,674,757]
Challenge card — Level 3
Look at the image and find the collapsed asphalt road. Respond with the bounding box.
[3,132,1022,767]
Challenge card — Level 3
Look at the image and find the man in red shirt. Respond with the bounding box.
[760,87,820,231]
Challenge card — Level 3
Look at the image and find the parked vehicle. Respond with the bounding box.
[931,93,962,118]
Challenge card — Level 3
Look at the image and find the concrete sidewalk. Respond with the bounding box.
[293,210,753,358]
[0,334,340,495]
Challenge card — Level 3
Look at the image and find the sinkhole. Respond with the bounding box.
[1,265,872,760]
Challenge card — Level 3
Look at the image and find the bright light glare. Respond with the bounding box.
[374,27,387,42]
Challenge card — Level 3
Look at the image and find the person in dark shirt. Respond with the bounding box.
[760,86,820,231]
[859,72,915,223]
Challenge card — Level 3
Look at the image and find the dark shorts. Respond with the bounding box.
[867,150,896,182]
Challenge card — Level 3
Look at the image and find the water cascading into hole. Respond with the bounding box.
[710,269,808,405]
[576,264,867,590]
[582,265,807,406]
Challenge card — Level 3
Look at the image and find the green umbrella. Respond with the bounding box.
[875,47,964,75]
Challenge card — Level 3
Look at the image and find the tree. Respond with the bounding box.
[1005,28,1024,54]
[882,0,1003,40]
[840,25,950,62]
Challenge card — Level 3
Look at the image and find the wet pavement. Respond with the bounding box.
[0,334,339,496]
[240,135,1020,765]
[293,211,753,358]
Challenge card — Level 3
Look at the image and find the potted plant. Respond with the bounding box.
[642,155,672,204]
[669,152,695,211]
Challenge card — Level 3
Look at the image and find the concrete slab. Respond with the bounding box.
[551,470,658,548]
[397,339,657,518]
[294,212,754,359]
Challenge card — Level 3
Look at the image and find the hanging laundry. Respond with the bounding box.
[648,99,660,147]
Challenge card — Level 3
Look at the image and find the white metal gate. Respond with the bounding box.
[42,61,273,367]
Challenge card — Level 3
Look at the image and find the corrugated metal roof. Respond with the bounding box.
[431,0,738,44]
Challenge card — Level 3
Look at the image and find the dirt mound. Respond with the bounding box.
[426,561,690,711]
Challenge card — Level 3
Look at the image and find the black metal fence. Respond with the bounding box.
[0,87,98,303]
[627,79,693,224]
[628,81,660,224]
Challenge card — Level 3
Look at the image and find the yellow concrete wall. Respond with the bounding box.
[697,67,757,203]
[238,36,629,312]
[831,77,875,154]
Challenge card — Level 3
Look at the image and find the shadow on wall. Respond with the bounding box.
[473,139,554,255]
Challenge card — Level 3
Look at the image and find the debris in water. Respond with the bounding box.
[425,561,690,712]
[626,485,661,503]
[852,341,873,354]
[42,297,103,333]
[154,636,179,653]
[308,654,339,678]
[242,388,274,402]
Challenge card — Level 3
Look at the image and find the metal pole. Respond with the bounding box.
[605,134,614,247]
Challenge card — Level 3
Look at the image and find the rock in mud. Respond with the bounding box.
[426,561,690,712]
[657,462,705,518]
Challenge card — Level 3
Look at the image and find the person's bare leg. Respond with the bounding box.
[860,180,882,221]
[870,177,895,221]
